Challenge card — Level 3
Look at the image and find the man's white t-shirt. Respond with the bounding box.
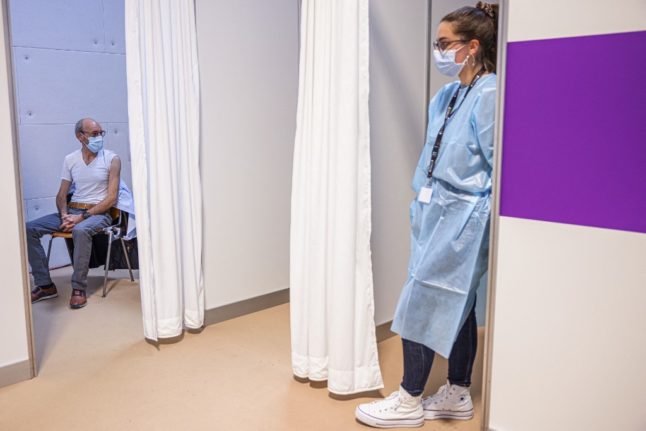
[60,149,117,204]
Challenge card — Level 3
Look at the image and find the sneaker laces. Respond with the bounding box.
[371,391,398,403]
[423,383,449,407]
[370,391,401,412]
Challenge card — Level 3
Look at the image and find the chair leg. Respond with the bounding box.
[120,238,135,282]
[46,236,53,267]
[103,231,114,298]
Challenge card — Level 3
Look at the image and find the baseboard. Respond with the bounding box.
[376,321,396,342]
[204,293,399,344]
[204,288,290,326]
[0,359,32,388]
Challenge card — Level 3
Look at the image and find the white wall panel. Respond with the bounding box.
[13,47,127,124]
[24,196,56,222]
[369,0,428,325]
[489,217,646,431]
[489,2,646,430]
[0,1,31,370]
[19,124,80,200]
[507,0,646,42]
[9,0,106,52]
[197,0,299,309]
[102,0,126,54]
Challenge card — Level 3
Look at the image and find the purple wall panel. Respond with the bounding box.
[500,31,646,234]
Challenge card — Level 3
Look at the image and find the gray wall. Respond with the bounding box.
[196,0,432,326]
[370,0,429,324]
[9,0,130,268]
[196,0,299,309]
[10,0,483,326]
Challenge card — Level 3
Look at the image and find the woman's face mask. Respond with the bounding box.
[433,44,468,77]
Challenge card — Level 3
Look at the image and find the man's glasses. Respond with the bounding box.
[82,130,106,138]
[433,39,467,54]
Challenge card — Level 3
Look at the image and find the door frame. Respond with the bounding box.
[1,0,37,382]
[481,0,508,428]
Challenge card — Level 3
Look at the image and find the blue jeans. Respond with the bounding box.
[401,302,478,396]
[25,208,112,291]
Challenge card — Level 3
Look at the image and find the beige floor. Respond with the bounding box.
[0,267,483,431]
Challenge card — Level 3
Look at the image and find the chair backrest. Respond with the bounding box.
[109,207,120,221]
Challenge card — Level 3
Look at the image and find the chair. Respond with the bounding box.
[45,207,135,297]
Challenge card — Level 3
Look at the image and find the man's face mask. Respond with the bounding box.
[86,135,104,153]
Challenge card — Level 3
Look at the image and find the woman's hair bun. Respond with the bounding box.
[476,1,497,20]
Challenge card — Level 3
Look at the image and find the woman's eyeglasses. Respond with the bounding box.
[433,39,467,54]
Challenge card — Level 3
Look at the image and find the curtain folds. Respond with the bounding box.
[290,0,384,394]
[125,0,204,340]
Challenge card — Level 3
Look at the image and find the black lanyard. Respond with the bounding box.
[426,68,485,180]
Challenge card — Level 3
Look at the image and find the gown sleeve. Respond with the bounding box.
[470,86,497,168]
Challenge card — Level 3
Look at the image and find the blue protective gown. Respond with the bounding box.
[391,74,496,358]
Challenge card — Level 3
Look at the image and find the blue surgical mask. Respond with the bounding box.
[86,136,104,153]
[433,47,467,77]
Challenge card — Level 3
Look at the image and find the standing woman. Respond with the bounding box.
[356,2,498,428]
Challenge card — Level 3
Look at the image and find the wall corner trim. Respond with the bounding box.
[0,359,32,389]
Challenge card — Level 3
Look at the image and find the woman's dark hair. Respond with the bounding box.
[442,2,499,73]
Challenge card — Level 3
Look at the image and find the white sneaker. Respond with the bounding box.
[355,386,424,428]
[422,381,474,420]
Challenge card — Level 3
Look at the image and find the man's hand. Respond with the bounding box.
[60,213,83,232]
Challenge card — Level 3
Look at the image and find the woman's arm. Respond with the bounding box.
[471,87,497,168]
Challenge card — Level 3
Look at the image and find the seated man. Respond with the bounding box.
[26,117,121,309]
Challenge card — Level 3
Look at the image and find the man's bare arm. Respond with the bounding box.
[87,156,121,216]
[56,180,72,217]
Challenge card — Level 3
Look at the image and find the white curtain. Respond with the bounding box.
[290,0,384,394]
[125,0,204,340]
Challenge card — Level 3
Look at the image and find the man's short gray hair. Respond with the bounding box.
[74,118,86,135]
